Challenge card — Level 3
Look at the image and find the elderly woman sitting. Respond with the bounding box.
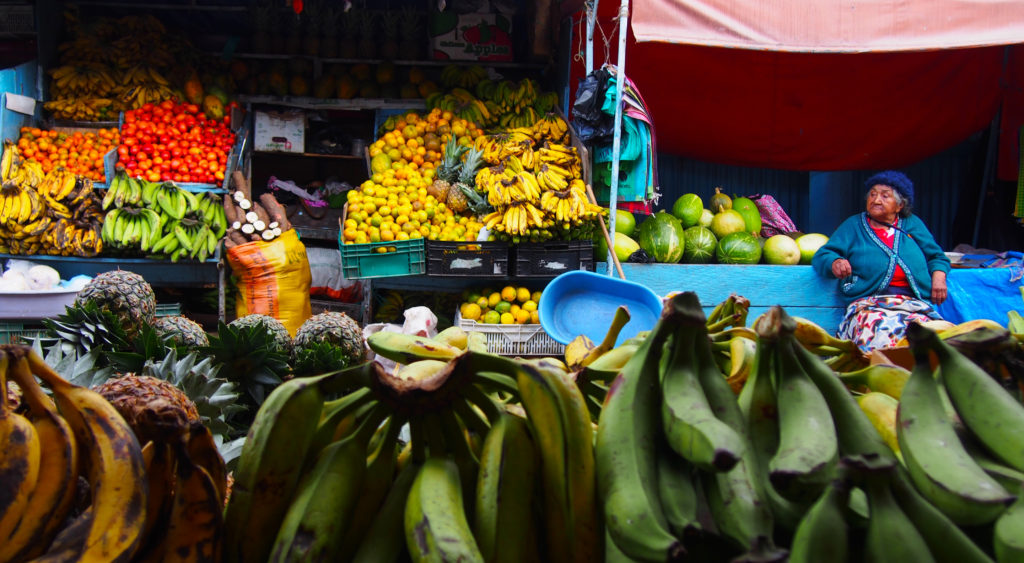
[812,170,951,351]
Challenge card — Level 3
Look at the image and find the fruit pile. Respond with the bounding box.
[14,127,119,183]
[0,143,104,256]
[475,136,603,243]
[458,285,543,325]
[0,342,230,562]
[117,100,235,185]
[44,15,181,121]
[613,189,831,265]
[99,169,227,262]
[344,109,486,247]
[221,173,292,247]
[429,73,564,131]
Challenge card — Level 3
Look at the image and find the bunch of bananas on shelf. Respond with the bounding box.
[440,64,489,89]
[113,83,176,111]
[99,171,227,262]
[0,144,104,256]
[532,112,571,144]
[0,344,228,562]
[474,130,536,165]
[48,63,118,98]
[42,97,118,121]
[475,144,601,242]
[428,75,563,130]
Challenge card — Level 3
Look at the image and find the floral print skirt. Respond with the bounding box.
[837,294,942,351]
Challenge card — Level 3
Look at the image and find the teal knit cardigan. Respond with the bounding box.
[811,213,951,302]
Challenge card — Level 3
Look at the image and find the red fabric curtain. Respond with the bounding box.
[569,1,1019,172]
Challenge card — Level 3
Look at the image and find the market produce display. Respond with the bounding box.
[117,100,236,185]
[0,143,104,256]
[98,170,227,262]
[458,284,542,325]
[44,14,181,121]
[221,172,291,247]
[13,126,119,183]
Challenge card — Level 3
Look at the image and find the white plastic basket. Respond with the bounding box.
[456,310,565,357]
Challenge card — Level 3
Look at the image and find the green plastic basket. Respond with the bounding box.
[339,237,426,279]
[155,303,182,317]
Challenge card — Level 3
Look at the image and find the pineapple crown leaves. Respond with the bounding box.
[291,340,355,381]
[106,324,178,375]
[32,339,116,390]
[42,302,131,360]
[142,348,246,441]
[202,321,290,405]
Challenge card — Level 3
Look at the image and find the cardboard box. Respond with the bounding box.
[254,110,306,153]
[429,11,514,62]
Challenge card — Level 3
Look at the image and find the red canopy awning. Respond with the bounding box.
[570,1,1024,175]
[632,0,1024,52]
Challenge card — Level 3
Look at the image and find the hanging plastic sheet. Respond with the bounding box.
[571,66,614,143]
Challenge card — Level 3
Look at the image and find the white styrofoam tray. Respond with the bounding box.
[0,288,78,319]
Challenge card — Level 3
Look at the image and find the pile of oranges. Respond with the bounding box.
[16,126,119,183]
[460,285,542,325]
[343,109,486,249]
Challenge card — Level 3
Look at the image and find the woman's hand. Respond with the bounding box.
[831,258,852,278]
[931,271,948,305]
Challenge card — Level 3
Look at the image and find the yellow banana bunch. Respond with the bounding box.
[534,113,571,144]
[537,162,571,190]
[1,141,23,182]
[43,97,116,121]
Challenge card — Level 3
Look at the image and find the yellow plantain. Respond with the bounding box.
[25,346,148,563]
[0,351,42,546]
[1,356,80,562]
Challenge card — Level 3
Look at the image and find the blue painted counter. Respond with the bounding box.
[596,263,1024,333]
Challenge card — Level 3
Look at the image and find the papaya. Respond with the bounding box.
[336,74,357,99]
[399,83,420,99]
[202,95,224,120]
[184,74,204,106]
[268,71,288,96]
[207,84,230,105]
[289,75,310,97]
[313,75,337,99]
[375,62,396,85]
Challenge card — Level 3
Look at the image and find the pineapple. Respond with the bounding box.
[94,349,244,462]
[429,136,467,202]
[73,270,156,339]
[292,312,366,369]
[380,12,399,60]
[205,320,290,404]
[42,301,130,358]
[302,0,321,57]
[447,147,485,213]
[357,10,377,59]
[339,10,360,58]
[228,313,292,354]
[153,315,210,348]
[398,7,423,60]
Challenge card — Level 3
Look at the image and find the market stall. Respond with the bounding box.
[3,2,1024,563]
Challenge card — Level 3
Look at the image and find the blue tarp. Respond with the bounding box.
[939,266,1024,324]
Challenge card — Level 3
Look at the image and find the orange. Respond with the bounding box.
[463,303,482,320]
[500,286,517,302]
[515,309,531,324]
[500,312,515,325]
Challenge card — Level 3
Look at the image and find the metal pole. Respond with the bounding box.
[606,0,628,277]
[586,0,599,74]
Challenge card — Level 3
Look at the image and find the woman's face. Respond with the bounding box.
[866,184,903,222]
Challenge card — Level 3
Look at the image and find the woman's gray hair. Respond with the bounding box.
[865,187,913,218]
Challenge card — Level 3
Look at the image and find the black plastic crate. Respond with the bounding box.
[513,240,595,278]
[426,240,511,277]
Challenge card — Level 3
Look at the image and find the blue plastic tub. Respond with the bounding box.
[539,270,664,346]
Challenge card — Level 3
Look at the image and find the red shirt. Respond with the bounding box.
[871,219,909,287]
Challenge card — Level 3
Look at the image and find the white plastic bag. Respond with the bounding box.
[362,306,439,373]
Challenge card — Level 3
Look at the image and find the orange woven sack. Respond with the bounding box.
[226,229,312,336]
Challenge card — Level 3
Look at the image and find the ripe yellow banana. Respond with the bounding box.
[1,356,80,562]
[0,352,42,545]
[157,440,224,563]
[25,347,148,562]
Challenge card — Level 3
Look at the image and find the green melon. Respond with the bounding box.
[732,196,762,236]
[762,234,801,265]
[636,212,685,264]
[682,226,717,264]
[716,232,762,264]
[710,209,747,239]
[671,193,704,228]
[710,187,732,212]
[796,233,830,265]
[613,233,641,262]
[698,208,714,228]
[613,209,636,236]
